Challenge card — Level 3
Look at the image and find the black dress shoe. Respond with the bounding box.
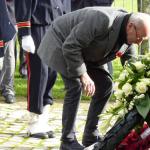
[60,140,84,150]
[28,131,54,139]
[82,134,101,147]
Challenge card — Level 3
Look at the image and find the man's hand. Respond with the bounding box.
[22,35,35,54]
[80,72,95,96]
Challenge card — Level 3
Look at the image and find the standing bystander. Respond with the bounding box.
[0,0,17,104]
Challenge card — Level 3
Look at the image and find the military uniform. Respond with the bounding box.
[15,0,66,114]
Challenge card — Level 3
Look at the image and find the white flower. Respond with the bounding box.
[122,83,133,96]
[128,102,134,110]
[140,78,150,86]
[118,70,129,81]
[132,61,145,72]
[135,82,148,94]
[134,94,145,100]
[113,82,119,91]
[114,90,124,99]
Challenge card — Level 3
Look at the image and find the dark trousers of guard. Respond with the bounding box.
[61,66,113,146]
[26,25,57,114]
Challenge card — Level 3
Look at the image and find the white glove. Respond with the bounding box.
[22,35,35,54]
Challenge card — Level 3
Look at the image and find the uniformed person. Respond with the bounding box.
[15,0,69,139]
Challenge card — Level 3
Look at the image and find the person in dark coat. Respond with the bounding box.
[37,7,150,149]
[0,0,16,57]
[15,0,69,139]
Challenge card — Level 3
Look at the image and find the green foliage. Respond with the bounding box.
[14,68,27,97]
[136,94,150,119]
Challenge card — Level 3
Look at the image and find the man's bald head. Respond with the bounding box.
[129,12,150,37]
[126,12,150,45]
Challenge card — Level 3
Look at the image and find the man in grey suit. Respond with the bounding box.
[37,7,150,150]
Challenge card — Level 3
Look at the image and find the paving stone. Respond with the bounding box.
[0,96,105,149]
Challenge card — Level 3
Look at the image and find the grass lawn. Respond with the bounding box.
[14,58,124,100]
[14,0,137,100]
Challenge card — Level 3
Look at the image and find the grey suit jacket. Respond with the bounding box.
[37,7,128,78]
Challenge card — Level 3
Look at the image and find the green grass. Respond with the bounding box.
[52,74,65,99]
[14,59,123,100]
[14,67,27,97]
[14,0,137,99]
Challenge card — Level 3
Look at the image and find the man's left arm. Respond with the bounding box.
[62,11,108,78]
[62,11,109,96]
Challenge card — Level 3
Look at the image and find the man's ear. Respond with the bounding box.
[126,22,133,32]
[128,22,133,28]
[127,22,132,28]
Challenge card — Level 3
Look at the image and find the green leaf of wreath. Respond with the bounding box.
[135,94,150,119]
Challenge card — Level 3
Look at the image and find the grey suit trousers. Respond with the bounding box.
[61,66,113,142]
[0,34,16,97]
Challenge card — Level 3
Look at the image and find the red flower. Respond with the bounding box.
[116,122,150,150]
[141,122,149,133]
[116,51,123,57]
[129,134,150,150]
[116,129,139,150]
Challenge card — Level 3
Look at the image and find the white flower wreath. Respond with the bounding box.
[100,53,150,133]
